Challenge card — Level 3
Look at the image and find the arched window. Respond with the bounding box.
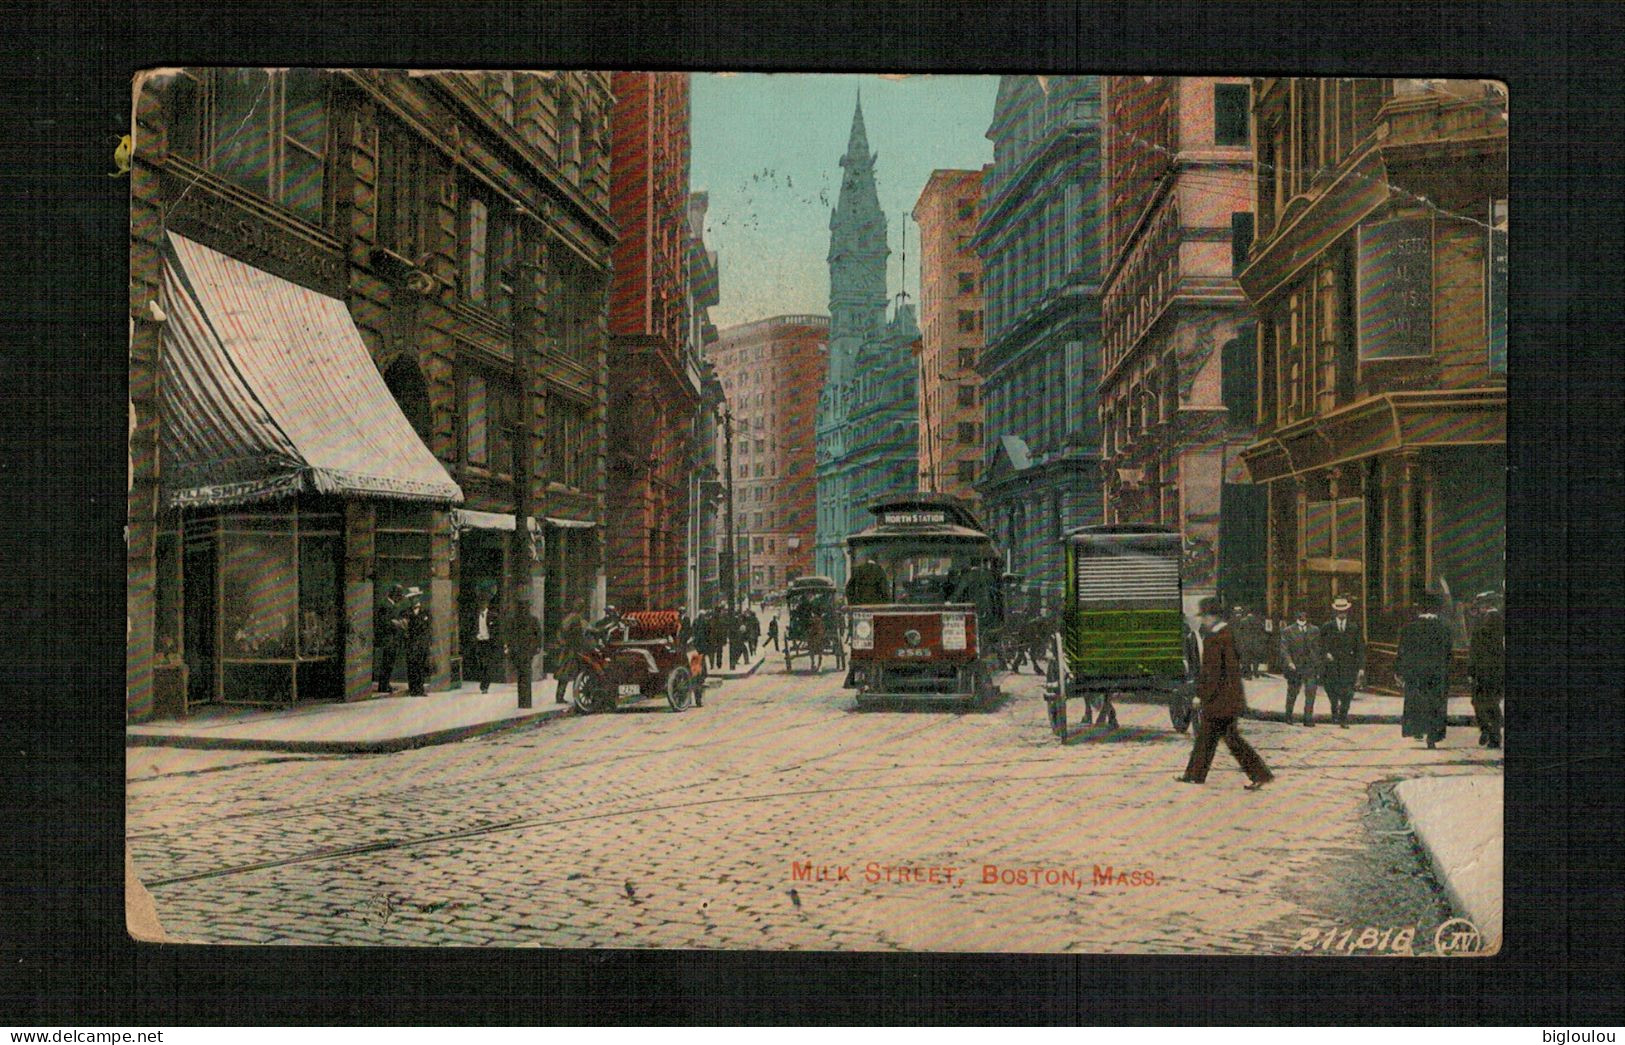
[384,355,433,447]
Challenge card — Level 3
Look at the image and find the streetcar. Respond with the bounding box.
[1044,524,1191,736]
[843,494,1005,707]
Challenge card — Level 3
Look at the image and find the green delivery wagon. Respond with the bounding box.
[1044,524,1190,737]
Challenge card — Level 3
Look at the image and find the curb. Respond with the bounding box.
[706,654,766,681]
[1095,688,1473,727]
[125,704,572,755]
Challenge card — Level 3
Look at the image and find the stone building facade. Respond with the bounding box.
[814,98,920,587]
[605,71,697,614]
[1238,77,1507,679]
[1099,76,1262,613]
[972,75,1106,607]
[711,315,829,600]
[127,68,614,719]
[685,192,724,614]
[911,168,987,511]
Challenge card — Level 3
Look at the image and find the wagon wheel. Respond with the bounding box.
[666,666,695,711]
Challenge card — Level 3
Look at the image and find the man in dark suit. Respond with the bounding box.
[1398,590,1454,748]
[1320,596,1365,728]
[471,592,503,694]
[400,588,431,696]
[1178,597,1274,790]
[1278,607,1324,726]
[1468,593,1504,748]
[373,584,405,693]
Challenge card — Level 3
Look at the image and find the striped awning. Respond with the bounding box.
[159,232,462,509]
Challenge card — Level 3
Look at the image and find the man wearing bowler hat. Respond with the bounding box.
[1177,597,1274,790]
[1320,596,1365,728]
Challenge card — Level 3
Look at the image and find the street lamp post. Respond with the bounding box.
[720,405,737,618]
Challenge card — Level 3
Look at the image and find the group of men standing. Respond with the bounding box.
[1178,588,1505,788]
[373,584,432,697]
[686,607,762,671]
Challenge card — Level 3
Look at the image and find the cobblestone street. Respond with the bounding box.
[128,664,1501,952]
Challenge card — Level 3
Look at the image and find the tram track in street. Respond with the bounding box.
[141,754,1497,889]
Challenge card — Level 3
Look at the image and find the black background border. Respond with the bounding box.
[7,0,1623,1027]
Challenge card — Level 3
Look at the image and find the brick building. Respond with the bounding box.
[1099,75,1262,612]
[126,69,614,719]
[711,315,829,601]
[1237,78,1507,679]
[911,168,986,510]
[605,72,697,613]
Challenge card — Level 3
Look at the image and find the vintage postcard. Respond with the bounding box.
[124,70,1505,955]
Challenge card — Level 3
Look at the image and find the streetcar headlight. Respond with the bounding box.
[941,613,967,651]
[851,613,874,649]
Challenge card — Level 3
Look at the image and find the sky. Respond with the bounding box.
[691,73,999,331]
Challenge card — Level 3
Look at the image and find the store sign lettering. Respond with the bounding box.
[172,193,344,286]
[1357,217,1433,361]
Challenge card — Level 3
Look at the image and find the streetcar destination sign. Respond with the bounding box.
[882,511,948,525]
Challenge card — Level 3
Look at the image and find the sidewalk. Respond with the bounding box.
[126,681,575,754]
[1393,773,1503,951]
[1103,670,1476,726]
[127,660,768,754]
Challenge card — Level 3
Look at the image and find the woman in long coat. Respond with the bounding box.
[1397,592,1454,748]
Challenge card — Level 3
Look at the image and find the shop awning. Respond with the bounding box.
[545,516,597,529]
[159,232,463,509]
[453,509,540,532]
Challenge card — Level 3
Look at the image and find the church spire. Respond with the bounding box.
[844,91,870,164]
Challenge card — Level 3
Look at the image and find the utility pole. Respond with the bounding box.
[510,206,541,710]
[720,405,737,618]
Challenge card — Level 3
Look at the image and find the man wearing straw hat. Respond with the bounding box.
[400,587,431,697]
[1320,596,1365,728]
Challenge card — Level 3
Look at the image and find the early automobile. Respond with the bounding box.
[564,609,705,714]
[843,494,1004,708]
[1044,524,1190,736]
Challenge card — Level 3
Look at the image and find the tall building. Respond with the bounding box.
[710,315,828,601]
[605,71,696,613]
[127,69,615,719]
[685,192,724,614]
[814,96,921,586]
[1237,78,1507,681]
[912,168,987,510]
[972,75,1106,608]
[1099,76,1262,614]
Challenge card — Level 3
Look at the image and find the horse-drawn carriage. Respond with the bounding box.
[783,576,845,673]
[1044,525,1194,736]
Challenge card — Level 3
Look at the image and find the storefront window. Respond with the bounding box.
[223,532,297,658]
[154,530,182,668]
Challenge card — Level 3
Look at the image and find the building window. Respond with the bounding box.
[546,394,592,490]
[957,422,978,445]
[957,271,976,295]
[1215,83,1250,146]
[463,189,516,318]
[957,384,976,407]
[1488,198,1507,374]
[376,120,425,258]
[558,85,582,184]
[958,459,977,484]
[465,372,489,467]
[959,348,977,371]
[957,198,975,221]
[169,68,330,226]
[958,309,977,333]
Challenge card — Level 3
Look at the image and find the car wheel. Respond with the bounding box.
[568,671,598,715]
[666,666,694,711]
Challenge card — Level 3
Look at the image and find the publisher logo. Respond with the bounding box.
[1433,917,1486,955]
